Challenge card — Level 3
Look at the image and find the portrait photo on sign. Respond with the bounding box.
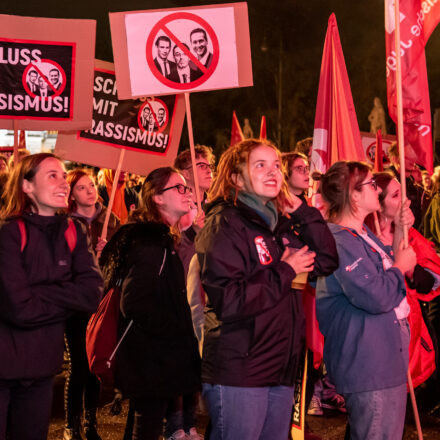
[23,61,66,98]
[138,98,168,133]
[151,23,214,86]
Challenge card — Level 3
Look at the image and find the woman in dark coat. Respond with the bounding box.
[0,153,102,440]
[100,166,201,440]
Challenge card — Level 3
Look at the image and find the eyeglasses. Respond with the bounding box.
[160,184,193,195]
[186,162,215,172]
[292,165,310,174]
[357,179,378,191]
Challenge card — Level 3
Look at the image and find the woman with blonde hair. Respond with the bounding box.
[195,139,332,439]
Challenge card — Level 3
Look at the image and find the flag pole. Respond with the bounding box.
[13,120,19,167]
[394,2,423,439]
[184,92,202,213]
[99,148,126,246]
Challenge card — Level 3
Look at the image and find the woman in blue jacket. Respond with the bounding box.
[316,161,416,439]
[0,153,102,440]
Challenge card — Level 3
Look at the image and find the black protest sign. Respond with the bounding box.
[79,68,176,154]
[0,38,74,120]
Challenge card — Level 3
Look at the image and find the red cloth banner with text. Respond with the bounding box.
[310,13,365,177]
[385,0,440,173]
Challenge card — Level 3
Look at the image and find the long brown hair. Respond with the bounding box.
[1,152,60,219]
[66,168,96,213]
[207,138,291,211]
[129,166,183,240]
[319,161,371,222]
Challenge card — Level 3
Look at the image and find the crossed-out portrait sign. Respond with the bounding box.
[111,3,254,99]
[146,12,219,91]
[78,68,177,154]
[0,38,74,119]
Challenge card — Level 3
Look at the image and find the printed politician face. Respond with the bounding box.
[190,30,208,58]
[173,46,190,69]
[49,69,60,86]
[38,76,48,90]
[142,107,151,118]
[28,71,38,84]
[157,108,165,123]
[157,39,171,61]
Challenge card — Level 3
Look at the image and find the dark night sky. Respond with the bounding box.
[2,0,440,152]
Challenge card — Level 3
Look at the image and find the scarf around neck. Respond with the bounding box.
[237,191,278,231]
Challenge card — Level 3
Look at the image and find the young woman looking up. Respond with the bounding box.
[0,153,102,440]
[316,161,416,440]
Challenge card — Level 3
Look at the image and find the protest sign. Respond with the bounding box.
[109,2,252,99]
[0,14,95,131]
[360,131,396,167]
[55,60,186,176]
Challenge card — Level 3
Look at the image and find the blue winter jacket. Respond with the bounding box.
[316,223,408,394]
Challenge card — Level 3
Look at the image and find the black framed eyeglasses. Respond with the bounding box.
[186,162,215,172]
[357,179,377,191]
[292,165,310,174]
[160,184,193,195]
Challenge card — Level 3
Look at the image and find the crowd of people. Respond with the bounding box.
[0,136,440,440]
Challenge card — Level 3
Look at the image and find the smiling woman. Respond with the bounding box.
[0,153,103,440]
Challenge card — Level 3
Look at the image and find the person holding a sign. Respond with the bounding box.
[195,139,317,440]
[99,166,200,440]
[315,161,416,439]
[0,153,102,440]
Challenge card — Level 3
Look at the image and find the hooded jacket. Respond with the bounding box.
[0,213,103,379]
[195,198,338,387]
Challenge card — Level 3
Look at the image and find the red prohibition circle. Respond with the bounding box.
[137,98,169,133]
[22,59,67,99]
[146,12,220,90]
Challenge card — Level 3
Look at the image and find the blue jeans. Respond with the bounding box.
[202,383,294,440]
[342,319,410,440]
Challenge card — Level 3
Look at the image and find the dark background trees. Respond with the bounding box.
[2,0,440,155]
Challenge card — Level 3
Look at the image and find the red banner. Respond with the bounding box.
[385,0,440,173]
[310,14,365,176]
[230,110,244,146]
[260,115,267,140]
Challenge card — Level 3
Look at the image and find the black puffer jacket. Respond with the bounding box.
[195,198,337,387]
[100,222,201,399]
[0,212,103,380]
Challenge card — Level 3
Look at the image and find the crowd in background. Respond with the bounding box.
[0,137,440,440]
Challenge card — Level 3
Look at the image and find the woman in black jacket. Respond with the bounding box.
[63,168,121,440]
[100,166,201,440]
[0,153,103,440]
[195,139,336,440]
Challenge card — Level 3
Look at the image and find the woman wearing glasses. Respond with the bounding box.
[316,161,416,439]
[282,152,310,200]
[100,167,200,440]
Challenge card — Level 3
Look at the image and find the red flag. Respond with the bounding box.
[374,129,384,172]
[18,130,26,148]
[260,115,267,140]
[310,13,365,177]
[230,111,244,146]
[385,0,440,173]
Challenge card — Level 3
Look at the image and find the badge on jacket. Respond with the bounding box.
[254,236,273,265]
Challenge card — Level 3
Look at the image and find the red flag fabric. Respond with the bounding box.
[230,111,244,146]
[260,115,267,140]
[374,129,384,172]
[310,13,365,177]
[385,0,440,173]
[18,130,26,148]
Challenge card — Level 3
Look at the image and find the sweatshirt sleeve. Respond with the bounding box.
[0,222,71,328]
[333,233,405,314]
[196,214,295,323]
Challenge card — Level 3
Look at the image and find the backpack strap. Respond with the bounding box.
[17,217,77,253]
[17,218,27,252]
[65,218,77,253]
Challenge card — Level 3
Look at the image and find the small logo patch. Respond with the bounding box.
[254,236,273,265]
[345,257,362,272]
